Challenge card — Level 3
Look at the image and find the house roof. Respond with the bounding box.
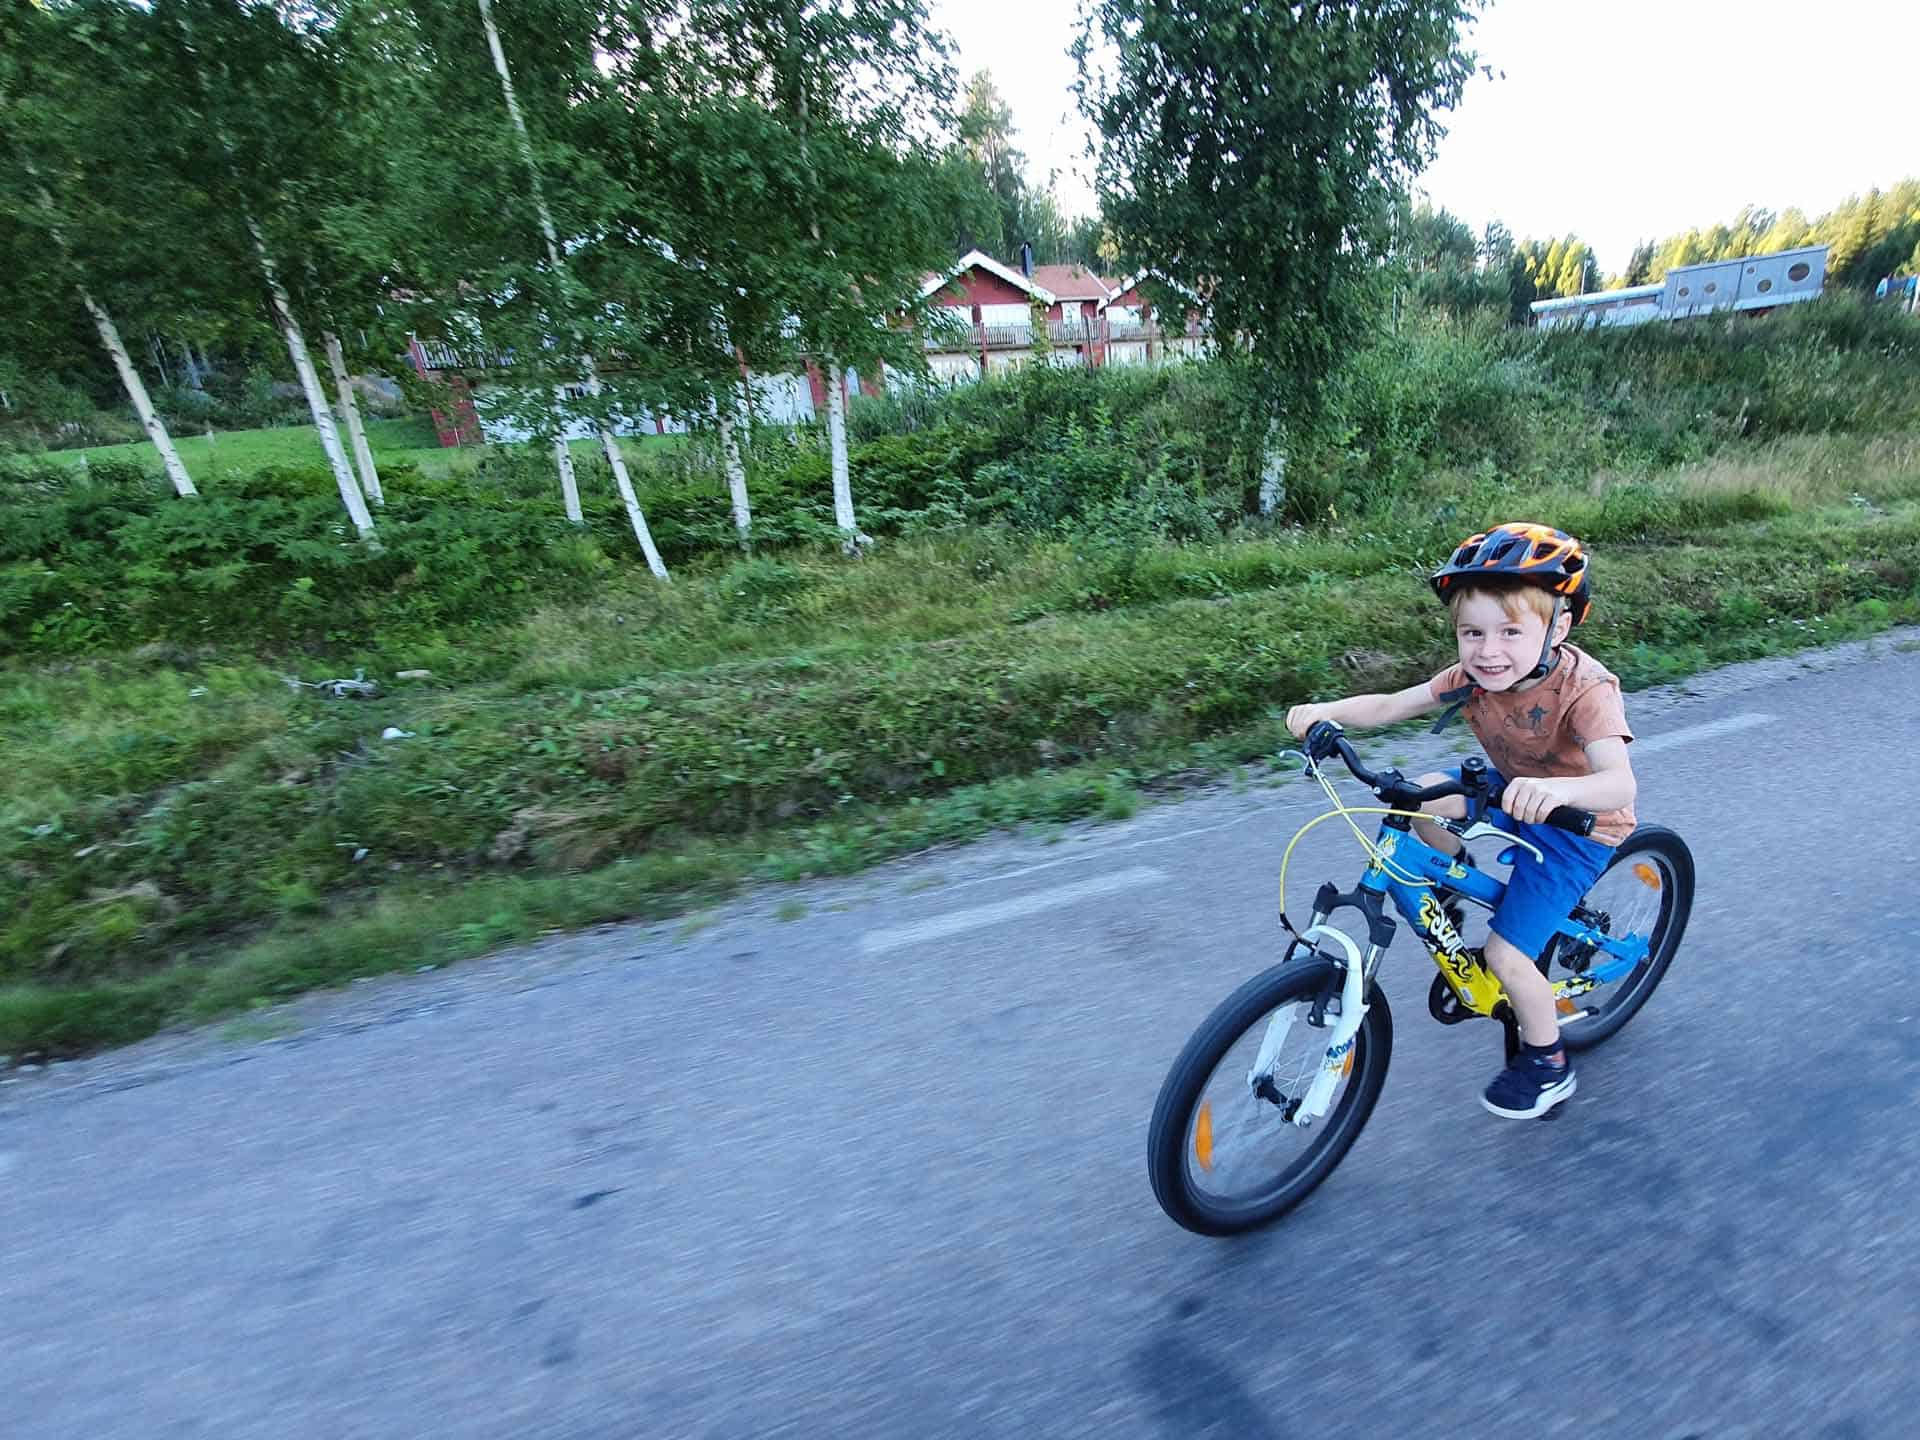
[1028,264,1112,302]
[921,249,1057,304]
[1098,269,1203,310]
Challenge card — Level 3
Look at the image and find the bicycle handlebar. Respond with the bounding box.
[1300,720,1596,838]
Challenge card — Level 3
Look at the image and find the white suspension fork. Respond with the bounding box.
[1245,924,1373,1128]
[1290,925,1370,1126]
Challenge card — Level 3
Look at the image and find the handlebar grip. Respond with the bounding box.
[1488,775,1597,836]
[1302,719,1345,760]
[1546,805,1596,837]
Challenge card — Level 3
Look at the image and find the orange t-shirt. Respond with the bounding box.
[1428,643,1636,845]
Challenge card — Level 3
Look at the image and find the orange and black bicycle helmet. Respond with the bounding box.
[1429,522,1591,626]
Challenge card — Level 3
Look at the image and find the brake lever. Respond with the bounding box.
[1451,819,1545,866]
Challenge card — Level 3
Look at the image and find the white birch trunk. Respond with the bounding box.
[250,223,374,539]
[1257,419,1287,516]
[81,290,198,498]
[480,0,641,548]
[825,362,865,554]
[599,430,670,580]
[477,0,561,259]
[717,391,752,550]
[551,436,583,524]
[24,166,197,498]
[324,331,384,508]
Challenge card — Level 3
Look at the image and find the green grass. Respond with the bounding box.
[8,302,1920,1059]
[4,463,1918,1058]
[46,416,687,480]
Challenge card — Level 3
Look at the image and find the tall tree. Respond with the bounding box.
[1479,219,1514,270]
[0,0,199,496]
[1621,240,1655,288]
[125,0,376,537]
[677,0,973,555]
[470,0,668,577]
[958,69,1026,261]
[1075,0,1479,513]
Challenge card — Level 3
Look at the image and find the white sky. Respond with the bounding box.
[930,0,1915,275]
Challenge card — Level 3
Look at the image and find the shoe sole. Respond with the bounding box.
[1481,1070,1577,1120]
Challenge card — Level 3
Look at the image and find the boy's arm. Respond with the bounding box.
[1286,682,1445,739]
[1500,737,1638,823]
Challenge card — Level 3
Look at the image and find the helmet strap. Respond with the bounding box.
[1523,597,1564,683]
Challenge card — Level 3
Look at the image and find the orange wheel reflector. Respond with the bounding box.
[1556,997,1578,1016]
[1633,863,1662,890]
[1194,1103,1214,1171]
[1340,1049,1355,1078]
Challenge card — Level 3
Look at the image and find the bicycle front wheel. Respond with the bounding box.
[1544,825,1695,1052]
[1147,957,1392,1237]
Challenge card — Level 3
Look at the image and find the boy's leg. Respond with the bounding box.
[1481,932,1559,1047]
[1476,826,1608,1119]
[1411,772,1466,856]
[1480,929,1575,1118]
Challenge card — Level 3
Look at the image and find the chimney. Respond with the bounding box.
[1020,241,1033,279]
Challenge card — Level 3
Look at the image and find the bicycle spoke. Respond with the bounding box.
[1185,999,1356,1202]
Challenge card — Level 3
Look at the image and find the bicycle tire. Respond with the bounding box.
[1147,957,1392,1236]
[1546,825,1694,1052]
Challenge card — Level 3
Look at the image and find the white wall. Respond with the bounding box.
[471,383,679,444]
[751,371,815,425]
[1734,249,1827,310]
[928,352,982,383]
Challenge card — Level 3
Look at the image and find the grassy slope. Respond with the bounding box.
[4,430,1919,1056]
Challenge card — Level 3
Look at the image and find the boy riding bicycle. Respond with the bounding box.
[1285,523,1637,1119]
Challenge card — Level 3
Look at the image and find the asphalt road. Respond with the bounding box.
[5,635,1918,1439]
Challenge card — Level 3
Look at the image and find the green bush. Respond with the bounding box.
[0,467,595,656]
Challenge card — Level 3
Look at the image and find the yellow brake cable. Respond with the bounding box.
[1277,758,1450,931]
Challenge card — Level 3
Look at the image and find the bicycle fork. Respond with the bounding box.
[1250,923,1384,1128]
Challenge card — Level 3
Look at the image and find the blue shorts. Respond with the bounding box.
[1450,766,1615,960]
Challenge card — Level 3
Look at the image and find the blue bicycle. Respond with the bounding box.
[1147,721,1695,1236]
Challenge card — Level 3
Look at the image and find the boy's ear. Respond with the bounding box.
[1553,606,1574,645]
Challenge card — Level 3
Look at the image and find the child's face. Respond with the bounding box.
[1453,591,1563,691]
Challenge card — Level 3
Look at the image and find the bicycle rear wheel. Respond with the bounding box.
[1147,957,1392,1236]
[1541,826,1694,1052]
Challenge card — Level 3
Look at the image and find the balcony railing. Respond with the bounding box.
[414,340,517,370]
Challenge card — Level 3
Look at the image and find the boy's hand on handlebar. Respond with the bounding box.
[1286,703,1336,740]
[1499,776,1580,826]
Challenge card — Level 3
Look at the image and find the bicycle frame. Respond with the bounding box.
[1268,813,1654,1129]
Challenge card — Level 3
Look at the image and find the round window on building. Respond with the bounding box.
[1788,262,1811,282]
[1757,278,1774,293]
[1704,282,1717,295]
[1678,286,1691,297]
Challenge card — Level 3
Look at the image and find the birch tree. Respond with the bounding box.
[0,2,198,496]
[119,0,378,538]
[1076,0,1479,513]
[675,0,975,556]
[323,329,384,507]
[471,0,666,577]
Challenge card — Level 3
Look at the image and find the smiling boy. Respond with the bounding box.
[1285,523,1637,1119]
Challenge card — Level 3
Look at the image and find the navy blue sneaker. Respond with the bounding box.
[1481,1045,1576,1119]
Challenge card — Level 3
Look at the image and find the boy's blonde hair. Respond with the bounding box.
[1447,582,1556,625]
